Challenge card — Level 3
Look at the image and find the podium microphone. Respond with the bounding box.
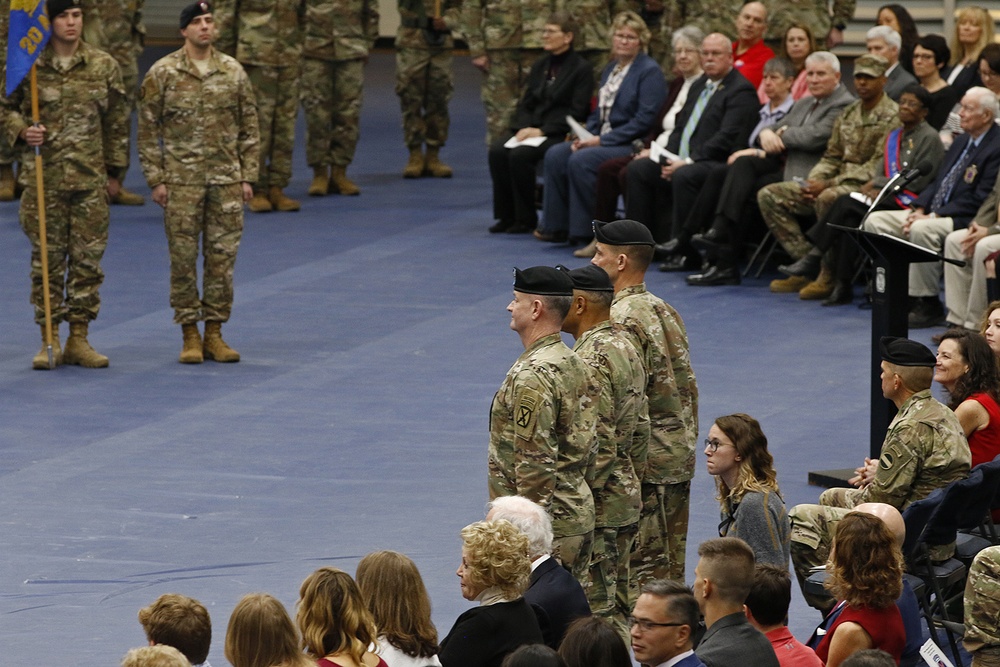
[889,159,934,192]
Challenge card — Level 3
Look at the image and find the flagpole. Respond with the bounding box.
[30,64,55,369]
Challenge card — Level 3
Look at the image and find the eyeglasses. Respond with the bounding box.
[628,617,687,631]
[614,33,639,42]
[912,53,936,61]
[704,438,731,453]
[980,68,1000,80]
[541,28,564,35]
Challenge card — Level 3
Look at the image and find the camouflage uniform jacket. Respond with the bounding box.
[965,546,1000,655]
[559,0,632,52]
[489,333,598,537]
[611,283,698,485]
[138,47,260,187]
[807,94,900,190]
[573,321,649,528]
[302,0,379,61]
[81,0,145,68]
[461,0,553,57]
[764,0,857,45]
[396,0,461,49]
[837,389,969,510]
[214,0,306,66]
[0,41,129,190]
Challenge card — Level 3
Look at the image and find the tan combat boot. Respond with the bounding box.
[62,321,109,368]
[308,166,330,196]
[799,266,835,300]
[268,186,301,211]
[424,146,453,178]
[403,147,424,179]
[329,166,360,195]
[248,191,273,212]
[0,164,15,201]
[112,186,145,205]
[203,321,240,362]
[32,324,62,370]
[179,323,203,364]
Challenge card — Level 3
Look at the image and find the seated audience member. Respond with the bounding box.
[538,10,666,250]
[485,496,591,649]
[913,35,960,130]
[863,87,1000,328]
[731,2,774,89]
[356,551,442,667]
[814,513,906,667]
[941,44,1000,148]
[840,650,898,667]
[875,5,918,76]
[759,24,814,103]
[985,303,1000,355]
[945,6,994,97]
[122,645,191,667]
[623,32,758,265]
[693,538,779,667]
[788,337,969,611]
[685,51,854,286]
[943,180,1000,331]
[867,25,917,101]
[780,84,944,305]
[704,413,789,567]
[225,593,312,667]
[593,25,705,226]
[763,55,898,299]
[439,520,544,667]
[965,545,1000,666]
[138,594,212,667]
[745,564,823,667]
[629,579,706,667]
[296,567,387,667]
[500,645,566,667]
[487,12,594,235]
[935,330,1000,468]
[558,616,632,666]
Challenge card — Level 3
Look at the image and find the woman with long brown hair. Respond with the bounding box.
[226,593,313,667]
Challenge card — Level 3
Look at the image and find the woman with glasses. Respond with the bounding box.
[704,413,790,567]
[912,35,959,130]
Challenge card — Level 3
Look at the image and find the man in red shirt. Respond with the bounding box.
[745,564,823,667]
[733,2,774,88]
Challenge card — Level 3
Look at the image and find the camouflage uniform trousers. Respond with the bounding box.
[589,522,638,643]
[480,48,542,146]
[965,546,1000,666]
[19,186,109,325]
[631,481,690,596]
[787,499,851,612]
[396,46,453,149]
[553,530,595,590]
[246,64,300,190]
[118,59,139,180]
[300,56,365,168]
[757,181,851,260]
[163,183,244,325]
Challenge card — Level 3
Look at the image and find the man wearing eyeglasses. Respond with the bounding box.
[630,579,705,667]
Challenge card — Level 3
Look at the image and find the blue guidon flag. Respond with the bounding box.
[6,0,52,97]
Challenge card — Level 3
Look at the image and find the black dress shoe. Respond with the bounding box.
[821,281,853,306]
[653,238,684,259]
[506,222,533,234]
[489,220,513,233]
[691,229,728,251]
[778,253,821,278]
[908,297,946,329]
[686,265,741,286]
[658,254,701,272]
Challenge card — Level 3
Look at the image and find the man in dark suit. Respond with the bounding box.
[863,86,1000,328]
[623,32,759,267]
[487,495,591,649]
[630,580,706,667]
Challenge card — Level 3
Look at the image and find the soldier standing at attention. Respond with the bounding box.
[590,219,698,589]
[396,0,459,178]
[300,0,378,196]
[489,266,599,587]
[215,0,305,213]
[138,2,260,364]
[1,0,129,369]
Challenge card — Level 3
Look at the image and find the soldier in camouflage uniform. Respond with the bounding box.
[966,545,1000,667]
[462,0,552,145]
[788,337,969,611]
[561,0,629,82]
[138,2,260,364]
[764,0,855,51]
[1,0,129,369]
[591,220,698,591]
[682,0,742,41]
[0,0,18,201]
[215,0,304,213]
[560,263,648,640]
[489,266,599,587]
[764,54,898,297]
[396,0,460,178]
[300,0,378,196]
[80,0,147,205]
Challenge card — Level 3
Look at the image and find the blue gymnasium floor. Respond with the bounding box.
[0,50,958,665]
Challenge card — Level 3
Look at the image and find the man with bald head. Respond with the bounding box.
[732,2,774,88]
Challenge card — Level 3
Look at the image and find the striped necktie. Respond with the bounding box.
[678,81,716,159]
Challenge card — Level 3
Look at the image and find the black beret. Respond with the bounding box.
[180,1,212,29]
[556,264,613,292]
[512,266,574,296]
[47,0,81,18]
[593,219,654,246]
[879,336,935,367]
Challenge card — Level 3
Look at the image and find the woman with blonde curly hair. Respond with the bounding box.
[296,567,387,667]
[226,593,313,667]
[356,551,442,667]
[815,512,905,667]
[439,520,543,667]
[704,413,790,567]
[946,6,996,96]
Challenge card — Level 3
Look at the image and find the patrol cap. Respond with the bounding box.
[593,219,654,246]
[854,54,889,78]
[556,264,613,292]
[180,1,212,29]
[879,336,935,367]
[47,0,81,17]
[512,266,574,296]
